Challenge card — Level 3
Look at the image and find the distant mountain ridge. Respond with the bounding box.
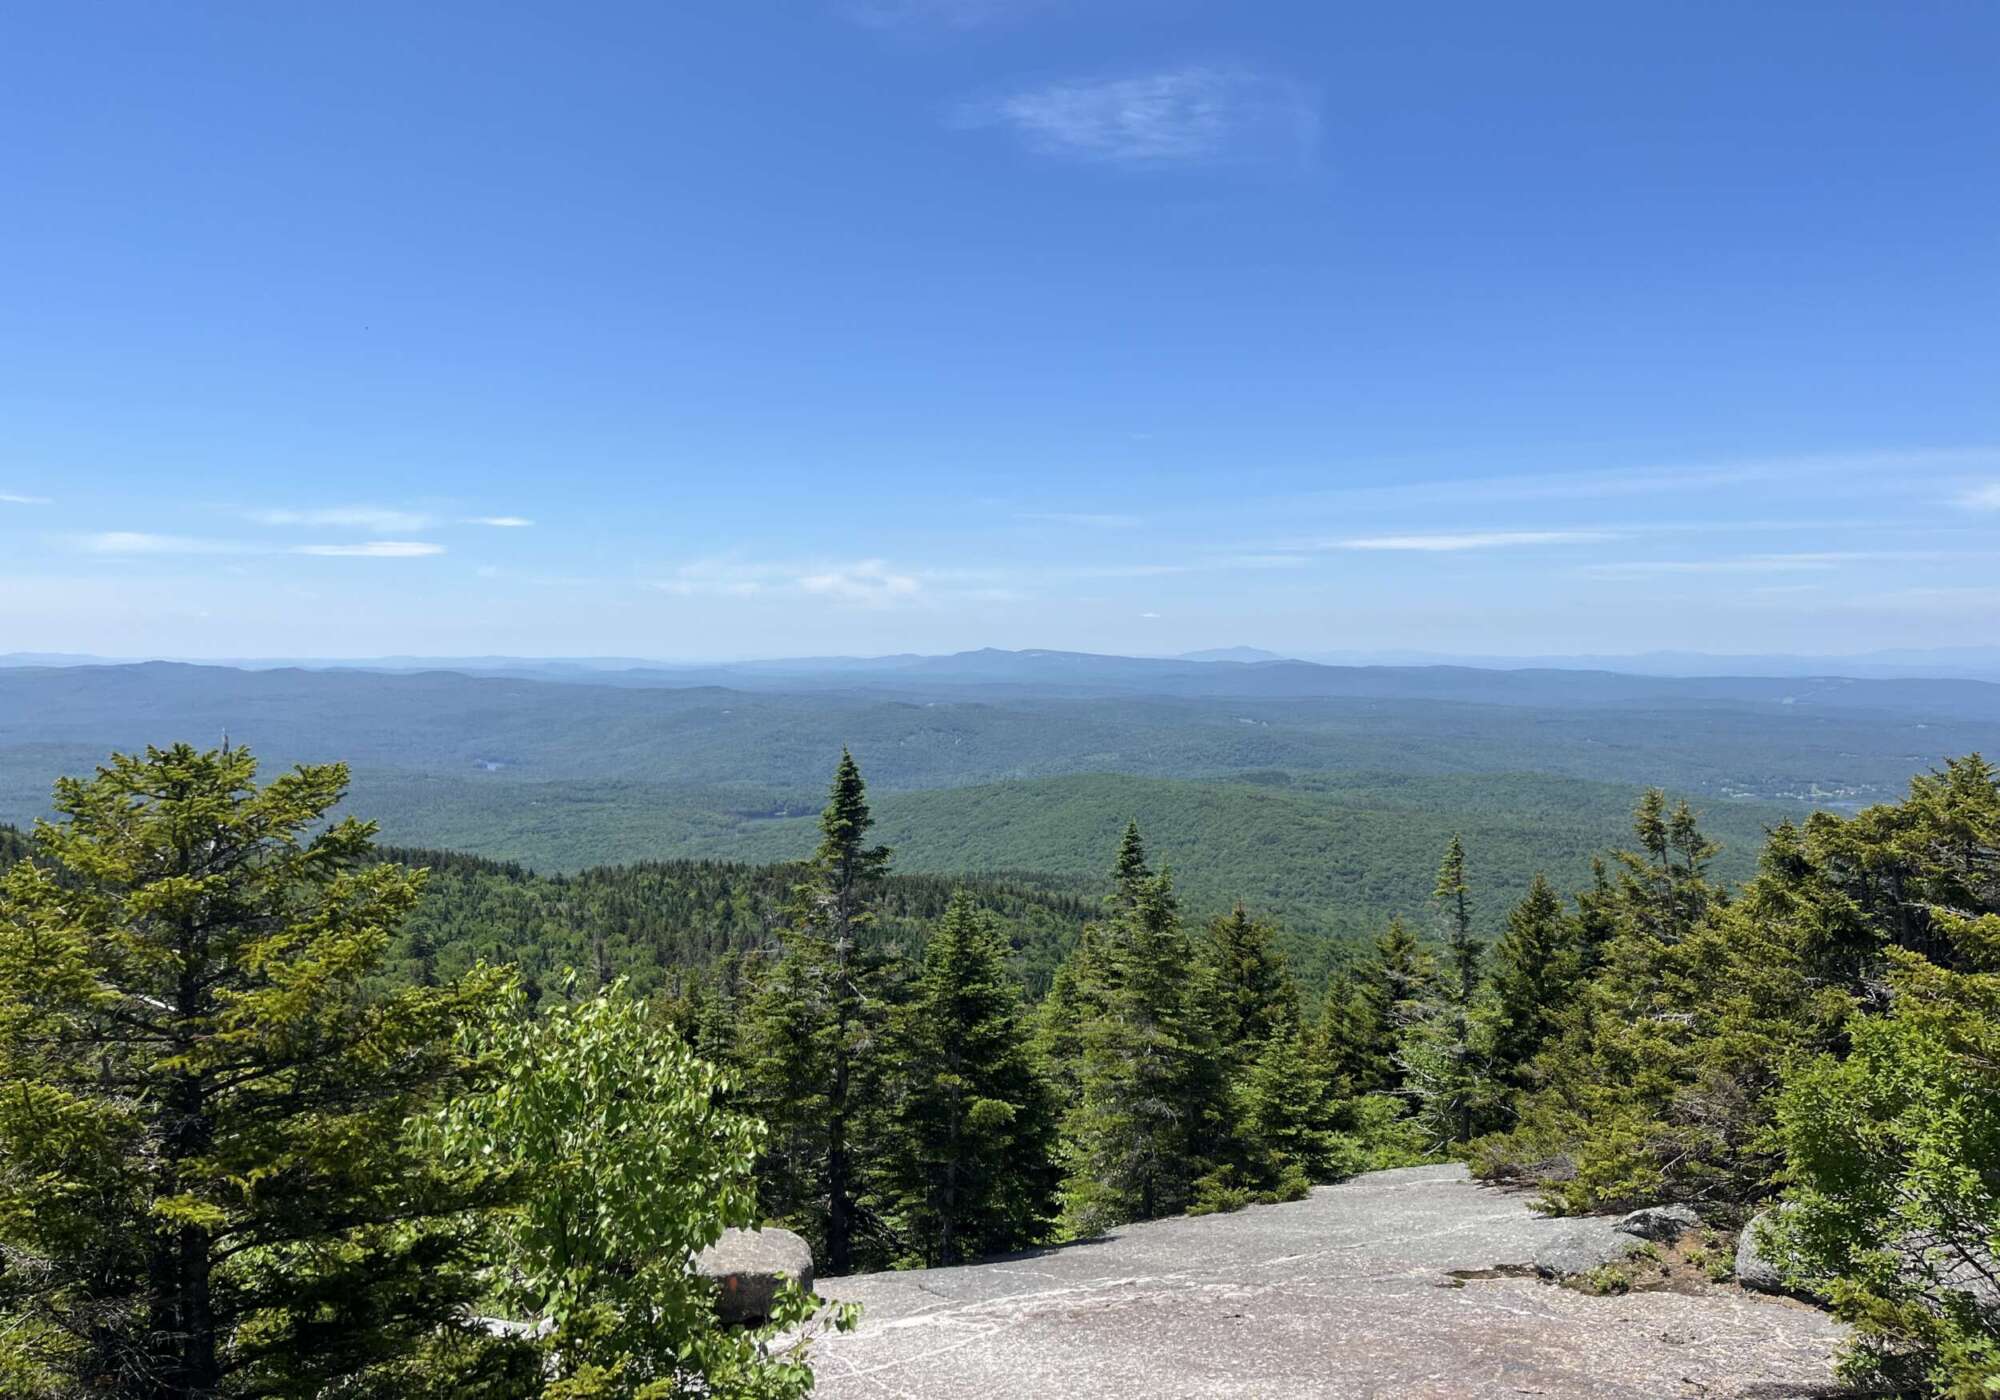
[10,643,2000,683]
[1176,647,1292,664]
[6,652,2000,718]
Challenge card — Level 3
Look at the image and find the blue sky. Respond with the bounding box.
[3,1,1997,660]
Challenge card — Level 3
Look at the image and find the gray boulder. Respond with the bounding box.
[1734,1207,1790,1293]
[1534,1221,1648,1279]
[1735,1207,1997,1319]
[1901,1231,2000,1324]
[697,1226,814,1325]
[1615,1205,1702,1243]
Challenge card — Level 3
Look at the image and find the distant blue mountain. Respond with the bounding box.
[1177,647,1291,664]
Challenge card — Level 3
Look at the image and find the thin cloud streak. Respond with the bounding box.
[76,533,445,559]
[78,532,257,556]
[800,559,921,604]
[1282,447,2000,513]
[1,493,52,505]
[1334,531,1618,552]
[1212,553,1311,569]
[651,557,923,606]
[960,66,1317,167]
[294,541,446,558]
[249,506,434,533]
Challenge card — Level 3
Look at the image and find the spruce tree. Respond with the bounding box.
[1029,932,1096,1123]
[1061,871,1223,1232]
[1201,905,1297,1071]
[1032,824,1147,1136]
[1237,1011,1354,1193]
[1111,819,1152,908]
[736,750,896,1275]
[1337,918,1432,1093]
[1402,837,1495,1147]
[0,745,517,1397]
[1433,834,1481,1006]
[1487,793,1820,1212]
[1772,854,2000,1395]
[877,893,1058,1265]
[1485,874,1578,1096]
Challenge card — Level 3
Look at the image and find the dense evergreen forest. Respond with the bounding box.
[380,847,1097,1000]
[1,743,1994,1396]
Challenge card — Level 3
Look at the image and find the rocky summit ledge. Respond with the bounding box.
[814,1165,1849,1400]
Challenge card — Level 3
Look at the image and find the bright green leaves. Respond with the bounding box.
[431,981,845,1395]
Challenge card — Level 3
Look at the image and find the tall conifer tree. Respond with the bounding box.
[1061,871,1224,1232]
[0,745,517,1397]
[1433,834,1481,1006]
[1402,837,1494,1146]
[876,893,1057,1265]
[737,750,896,1275]
[1337,917,1432,1093]
[1202,905,1297,1071]
[1485,874,1578,1097]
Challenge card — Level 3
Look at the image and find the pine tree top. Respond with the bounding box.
[1112,819,1152,901]
[1432,833,1468,902]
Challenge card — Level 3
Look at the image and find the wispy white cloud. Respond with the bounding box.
[467,515,534,528]
[250,505,434,533]
[294,541,445,558]
[1333,531,1616,552]
[1213,553,1310,569]
[651,557,923,606]
[76,533,443,559]
[960,66,1317,167]
[79,532,256,556]
[1,492,52,505]
[1286,447,2000,514]
[1954,483,2000,510]
[800,559,921,604]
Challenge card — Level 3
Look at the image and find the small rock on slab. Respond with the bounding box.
[697,1226,814,1325]
[1534,1222,1649,1279]
[1615,1205,1702,1243]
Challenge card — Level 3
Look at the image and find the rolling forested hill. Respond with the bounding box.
[697,771,1798,938]
[1,654,1989,945]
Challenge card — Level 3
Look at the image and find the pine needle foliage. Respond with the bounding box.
[735,750,900,1275]
[0,744,518,1398]
[875,893,1058,1266]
